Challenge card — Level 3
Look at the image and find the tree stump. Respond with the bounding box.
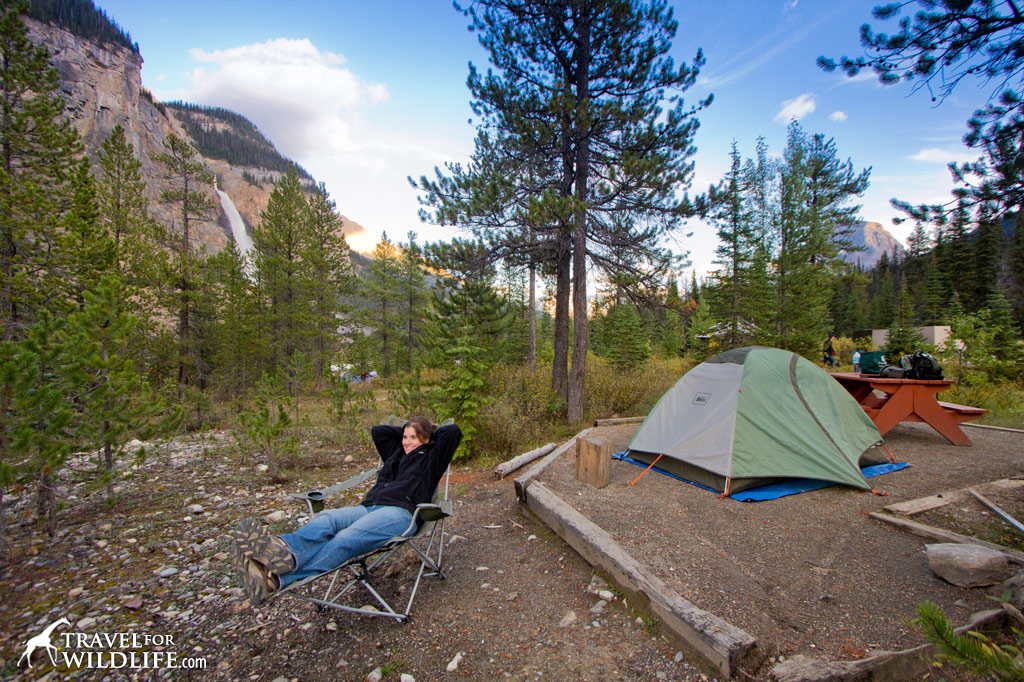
[576,435,610,488]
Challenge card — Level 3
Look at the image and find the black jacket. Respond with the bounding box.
[361,423,462,513]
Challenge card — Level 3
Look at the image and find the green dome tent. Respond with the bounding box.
[628,346,886,496]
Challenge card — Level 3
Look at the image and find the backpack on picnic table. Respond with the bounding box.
[858,351,887,374]
[902,350,943,380]
[879,365,906,378]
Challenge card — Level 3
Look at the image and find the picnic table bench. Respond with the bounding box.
[830,372,987,446]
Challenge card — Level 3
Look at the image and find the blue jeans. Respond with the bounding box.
[277,505,414,588]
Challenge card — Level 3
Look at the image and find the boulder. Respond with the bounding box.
[996,570,1024,607]
[926,543,1012,587]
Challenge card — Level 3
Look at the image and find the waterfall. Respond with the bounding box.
[216,188,254,257]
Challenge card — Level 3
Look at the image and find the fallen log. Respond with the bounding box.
[592,416,646,427]
[493,442,557,478]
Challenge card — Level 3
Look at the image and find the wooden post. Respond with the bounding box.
[576,436,610,488]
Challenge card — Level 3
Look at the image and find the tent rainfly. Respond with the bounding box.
[627,346,886,496]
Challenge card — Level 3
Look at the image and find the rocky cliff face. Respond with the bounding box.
[842,221,906,268]
[30,18,277,255]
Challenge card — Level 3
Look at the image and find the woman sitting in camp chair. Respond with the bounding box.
[231,416,462,605]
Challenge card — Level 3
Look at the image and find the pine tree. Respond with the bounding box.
[252,167,309,389]
[604,303,649,370]
[302,182,354,390]
[659,277,685,357]
[0,0,81,339]
[832,264,870,335]
[96,125,163,376]
[771,123,869,356]
[361,233,402,377]
[97,124,156,283]
[870,251,895,328]
[60,275,166,503]
[920,255,949,326]
[434,332,491,458]
[207,241,257,402]
[426,238,514,367]
[937,200,974,306]
[432,0,709,422]
[62,156,113,309]
[885,281,925,359]
[152,133,214,402]
[985,290,1020,364]
[10,311,71,537]
[684,296,717,362]
[396,232,429,372]
[1012,213,1024,328]
[970,215,1003,311]
[708,141,755,347]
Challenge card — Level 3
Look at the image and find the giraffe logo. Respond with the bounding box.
[18,617,70,668]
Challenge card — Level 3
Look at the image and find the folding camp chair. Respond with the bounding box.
[274,450,453,622]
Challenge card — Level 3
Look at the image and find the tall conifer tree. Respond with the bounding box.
[153,133,214,401]
[361,233,402,377]
[421,0,708,422]
[0,0,81,339]
[302,181,354,390]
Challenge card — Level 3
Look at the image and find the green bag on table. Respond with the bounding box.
[858,351,887,374]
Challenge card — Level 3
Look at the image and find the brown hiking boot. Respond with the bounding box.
[230,518,295,573]
[242,557,277,607]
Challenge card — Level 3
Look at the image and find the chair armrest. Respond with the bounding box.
[288,467,379,514]
[413,500,453,524]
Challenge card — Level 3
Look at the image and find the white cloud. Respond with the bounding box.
[775,93,816,122]
[175,38,474,252]
[186,39,389,159]
[908,147,979,164]
[829,110,847,122]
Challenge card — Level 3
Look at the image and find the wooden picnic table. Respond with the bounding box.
[830,372,987,446]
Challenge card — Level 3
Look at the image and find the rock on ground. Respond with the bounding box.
[926,543,1013,587]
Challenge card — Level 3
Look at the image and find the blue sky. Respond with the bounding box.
[95,0,983,277]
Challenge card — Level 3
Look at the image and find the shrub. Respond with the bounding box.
[583,354,690,418]
[913,600,1024,681]
[478,362,565,457]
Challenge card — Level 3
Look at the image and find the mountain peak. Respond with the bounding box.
[841,221,905,268]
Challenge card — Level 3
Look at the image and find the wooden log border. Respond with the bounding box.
[962,422,1024,434]
[523,482,759,679]
[869,512,1024,564]
[514,427,594,501]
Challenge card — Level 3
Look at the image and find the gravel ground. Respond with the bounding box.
[539,421,1024,668]
[1,434,713,682]
[2,421,1020,681]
